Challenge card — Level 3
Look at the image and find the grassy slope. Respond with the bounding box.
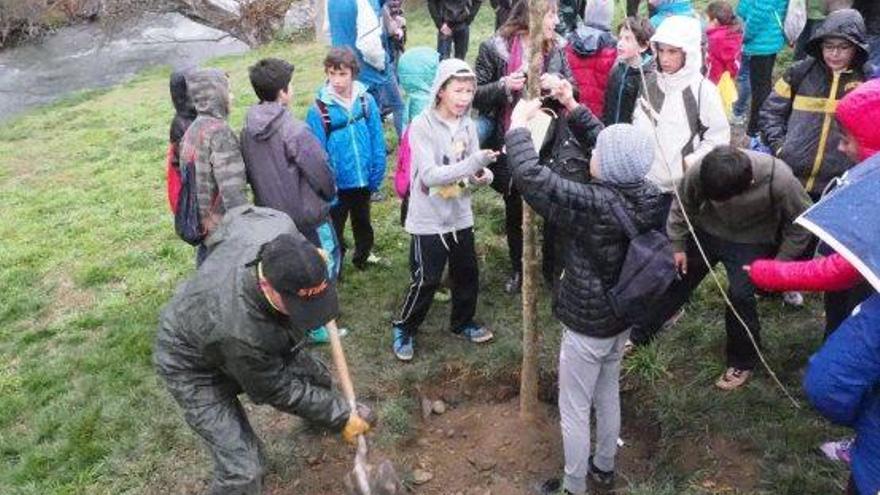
[0,1,847,494]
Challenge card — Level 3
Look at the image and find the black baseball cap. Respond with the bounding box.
[258,233,338,330]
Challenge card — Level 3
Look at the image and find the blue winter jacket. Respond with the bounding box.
[805,293,880,495]
[736,0,789,56]
[328,0,394,88]
[305,82,387,193]
[650,1,696,29]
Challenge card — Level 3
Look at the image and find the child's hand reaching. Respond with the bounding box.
[471,167,494,186]
[509,98,543,130]
[480,149,501,163]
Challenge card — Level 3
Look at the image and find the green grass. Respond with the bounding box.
[0,1,852,493]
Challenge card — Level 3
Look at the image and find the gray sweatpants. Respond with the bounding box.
[558,327,629,495]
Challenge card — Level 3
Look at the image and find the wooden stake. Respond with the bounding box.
[519,0,547,422]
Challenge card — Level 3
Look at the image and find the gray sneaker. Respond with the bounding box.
[457,323,494,343]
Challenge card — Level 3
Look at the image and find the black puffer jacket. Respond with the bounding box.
[759,9,869,197]
[602,55,655,125]
[543,105,603,182]
[506,127,666,338]
[474,34,575,192]
[854,0,880,36]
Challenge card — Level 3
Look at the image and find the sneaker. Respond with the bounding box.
[433,288,451,303]
[819,438,854,464]
[661,308,686,331]
[537,478,573,495]
[354,253,385,270]
[504,271,522,294]
[370,191,386,202]
[783,291,804,307]
[457,323,494,343]
[730,113,746,127]
[623,338,636,357]
[392,327,414,361]
[748,135,773,155]
[715,367,752,390]
[309,325,348,344]
[588,457,615,491]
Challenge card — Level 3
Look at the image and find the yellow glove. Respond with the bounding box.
[342,412,371,444]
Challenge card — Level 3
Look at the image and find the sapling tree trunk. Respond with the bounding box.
[519,0,546,422]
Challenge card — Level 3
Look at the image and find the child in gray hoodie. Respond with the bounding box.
[391,58,497,361]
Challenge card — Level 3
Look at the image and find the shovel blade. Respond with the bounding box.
[343,459,402,495]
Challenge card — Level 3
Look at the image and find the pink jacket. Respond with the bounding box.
[749,253,862,292]
[706,24,743,84]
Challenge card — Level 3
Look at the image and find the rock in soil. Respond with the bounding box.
[466,455,497,472]
[421,398,434,420]
[412,468,434,485]
[432,400,447,415]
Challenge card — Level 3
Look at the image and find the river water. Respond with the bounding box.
[0,13,249,121]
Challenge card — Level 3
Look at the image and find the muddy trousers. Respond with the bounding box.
[162,380,266,495]
[393,228,478,335]
[558,328,629,495]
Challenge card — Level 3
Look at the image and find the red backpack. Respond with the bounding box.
[166,143,182,213]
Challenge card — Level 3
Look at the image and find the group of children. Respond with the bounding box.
[163,0,880,494]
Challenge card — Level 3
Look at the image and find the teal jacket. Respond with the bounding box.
[737,0,789,56]
[397,46,440,126]
[650,1,696,29]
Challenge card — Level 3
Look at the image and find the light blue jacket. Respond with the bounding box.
[305,81,387,193]
[328,0,393,88]
[650,0,696,29]
[736,0,789,56]
[398,46,440,126]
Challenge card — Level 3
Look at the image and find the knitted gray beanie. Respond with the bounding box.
[596,124,655,184]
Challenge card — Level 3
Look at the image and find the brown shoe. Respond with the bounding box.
[715,367,752,390]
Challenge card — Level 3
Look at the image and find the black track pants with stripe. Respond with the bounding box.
[393,228,478,335]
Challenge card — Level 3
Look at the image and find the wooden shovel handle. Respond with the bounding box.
[326,320,358,410]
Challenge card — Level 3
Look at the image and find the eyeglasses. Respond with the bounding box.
[822,41,855,53]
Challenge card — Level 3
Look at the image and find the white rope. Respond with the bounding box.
[629,20,801,408]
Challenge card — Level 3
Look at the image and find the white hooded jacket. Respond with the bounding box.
[633,15,730,192]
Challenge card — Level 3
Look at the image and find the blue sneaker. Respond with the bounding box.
[457,323,494,343]
[392,327,414,361]
[748,135,773,155]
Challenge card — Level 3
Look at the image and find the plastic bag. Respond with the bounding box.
[355,0,386,71]
[717,71,738,118]
[783,0,807,45]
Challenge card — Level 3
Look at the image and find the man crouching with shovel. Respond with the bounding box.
[154,206,375,494]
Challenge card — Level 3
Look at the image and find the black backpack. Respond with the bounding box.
[174,151,204,246]
[175,122,222,246]
[604,191,678,326]
[315,94,370,137]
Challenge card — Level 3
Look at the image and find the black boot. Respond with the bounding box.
[504,271,522,294]
[537,478,573,495]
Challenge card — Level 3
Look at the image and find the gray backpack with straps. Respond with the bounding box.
[603,187,679,326]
